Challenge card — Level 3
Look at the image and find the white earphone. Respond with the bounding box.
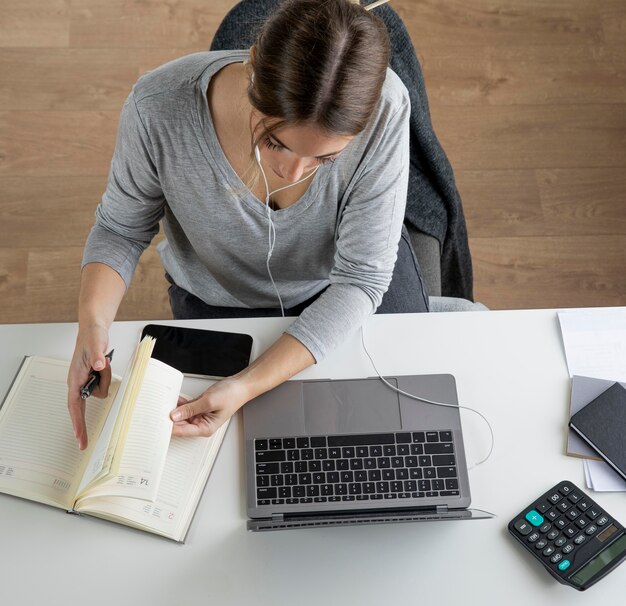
[254,144,319,316]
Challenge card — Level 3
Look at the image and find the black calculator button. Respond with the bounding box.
[547,529,560,540]
[536,502,552,514]
[564,526,577,538]
[559,485,573,496]
[568,492,581,504]
[585,524,598,536]
[557,501,570,512]
[575,517,588,529]
[554,536,567,547]
[547,492,562,504]
[562,543,574,555]
[545,510,559,521]
[535,538,548,550]
[554,518,568,529]
[566,508,579,520]
[542,546,555,557]
[550,552,563,564]
[574,534,586,545]
[539,523,552,533]
[586,507,601,520]
[596,515,610,527]
[527,532,540,543]
[577,499,590,511]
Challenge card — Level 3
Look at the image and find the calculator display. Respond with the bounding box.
[570,535,626,587]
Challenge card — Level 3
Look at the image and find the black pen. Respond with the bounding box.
[80,350,114,399]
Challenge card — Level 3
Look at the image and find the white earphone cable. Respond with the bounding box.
[360,324,494,470]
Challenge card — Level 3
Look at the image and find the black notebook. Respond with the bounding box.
[569,382,626,482]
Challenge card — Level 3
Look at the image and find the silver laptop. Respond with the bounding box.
[244,374,494,531]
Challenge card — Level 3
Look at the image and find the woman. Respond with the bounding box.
[67,0,429,450]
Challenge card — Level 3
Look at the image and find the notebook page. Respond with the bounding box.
[0,357,114,508]
[77,358,182,502]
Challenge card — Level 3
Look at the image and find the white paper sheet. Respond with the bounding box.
[583,459,626,492]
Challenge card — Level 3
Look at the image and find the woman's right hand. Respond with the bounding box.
[67,324,112,451]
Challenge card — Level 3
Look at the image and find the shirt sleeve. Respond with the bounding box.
[82,92,166,288]
[286,93,411,362]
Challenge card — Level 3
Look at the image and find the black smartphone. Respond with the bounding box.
[141,324,253,379]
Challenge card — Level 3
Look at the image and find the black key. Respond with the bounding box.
[557,501,571,512]
[418,480,431,491]
[296,437,309,448]
[363,482,376,494]
[329,447,341,458]
[322,460,335,472]
[391,457,404,468]
[350,459,364,470]
[382,469,395,481]
[426,491,439,498]
[298,473,312,485]
[286,498,298,505]
[257,487,277,499]
[287,449,300,461]
[280,462,293,474]
[270,475,284,486]
[596,515,610,527]
[445,479,459,490]
[283,438,295,449]
[566,508,579,520]
[409,468,423,479]
[547,492,561,505]
[432,455,455,466]
[370,446,383,457]
[335,484,348,495]
[410,444,424,455]
[342,447,355,458]
[300,498,313,504]
[301,449,314,460]
[327,472,340,483]
[342,495,356,502]
[432,479,444,491]
[577,499,590,511]
[412,432,425,443]
[279,486,291,498]
[424,443,454,454]
[568,492,581,504]
[368,470,381,481]
[536,502,552,514]
[349,483,362,495]
[258,499,270,506]
[256,450,286,463]
[397,444,410,456]
[547,529,559,540]
[285,474,298,486]
[294,461,307,473]
[293,486,305,497]
[256,463,279,475]
[426,432,439,442]
[309,460,321,472]
[411,492,425,499]
[376,481,390,493]
[419,456,432,467]
[271,499,284,505]
[542,546,555,557]
[336,460,349,471]
[311,436,326,448]
[404,480,417,492]
[391,481,402,492]
[564,526,577,538]
[539,523,552,533]
[307,485,320,497]
[364,458,377,469]
[383,445,396,456]
[554,536,567,547]
[424,467,436,479]
[355,470,367,482]
[313,473,325,484]
[585,524,598,536]
[399,493,411,499]
[535,539,547,550]
[558,484,573,496]
[321,484,334,496]
[257,475,270,487]
[315,497,328,503]
[528,532,540,543]
[405,456,418,467]
[356,447,369,458]
[562,543,574,554]
[440,431,452,442]
[255,439,268,451]
[328,433,394,447]
[437,466,457,478]
[440,490,460,496]
[340,471,354,483]
[574,534,586,545]
[396,469,409,480]
[314,448,328,460]
[586,507,601,520]
[545,510,559,522]
[550,553,563,564]
[378,457,391,469]
[554,518,568,529]
[396,432,412,443]
[575,517,588,529]
[269,439,282,450]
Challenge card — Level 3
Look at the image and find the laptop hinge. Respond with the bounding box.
[272,513,284,522]
[436,505,449,514]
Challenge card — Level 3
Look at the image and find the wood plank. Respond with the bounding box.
[470,235,626,309]
[0,249,27,323]
[430,104,626,170]
[0,111,117,177]
[456,170,545,237]
[422,45,626,106]
[0,177,105,247]
[69,0,237,49]
[0,0,70,48]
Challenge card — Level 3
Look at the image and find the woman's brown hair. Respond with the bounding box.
[248,0,391,148]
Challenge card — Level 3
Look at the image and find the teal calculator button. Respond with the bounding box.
[525,510,544,526]
[558,560,571,571]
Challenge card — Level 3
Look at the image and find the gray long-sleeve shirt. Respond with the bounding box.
[82,50,410,362]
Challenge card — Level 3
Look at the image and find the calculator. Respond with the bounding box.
[508,481,626,590]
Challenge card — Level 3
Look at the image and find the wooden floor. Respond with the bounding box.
[1,0,625,324]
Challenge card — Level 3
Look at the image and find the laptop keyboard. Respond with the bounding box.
[254,431,459,507]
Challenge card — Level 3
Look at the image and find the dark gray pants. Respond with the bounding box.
[167,227,429,319]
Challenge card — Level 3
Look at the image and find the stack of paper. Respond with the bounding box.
[558,308,626,492]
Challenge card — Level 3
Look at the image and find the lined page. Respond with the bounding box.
[78,358,182,502]
[0,357,113,508]
[75,421,229,540]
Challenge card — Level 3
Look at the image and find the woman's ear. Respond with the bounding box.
[249,45,256,67]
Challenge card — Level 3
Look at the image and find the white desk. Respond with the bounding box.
[1,309,625,605]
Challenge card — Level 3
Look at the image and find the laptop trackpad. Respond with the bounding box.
[303,378,402,435]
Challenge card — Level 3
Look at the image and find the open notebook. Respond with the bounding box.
[0,337,228,542]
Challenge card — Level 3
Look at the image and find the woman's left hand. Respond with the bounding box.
[170,377,249,437]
